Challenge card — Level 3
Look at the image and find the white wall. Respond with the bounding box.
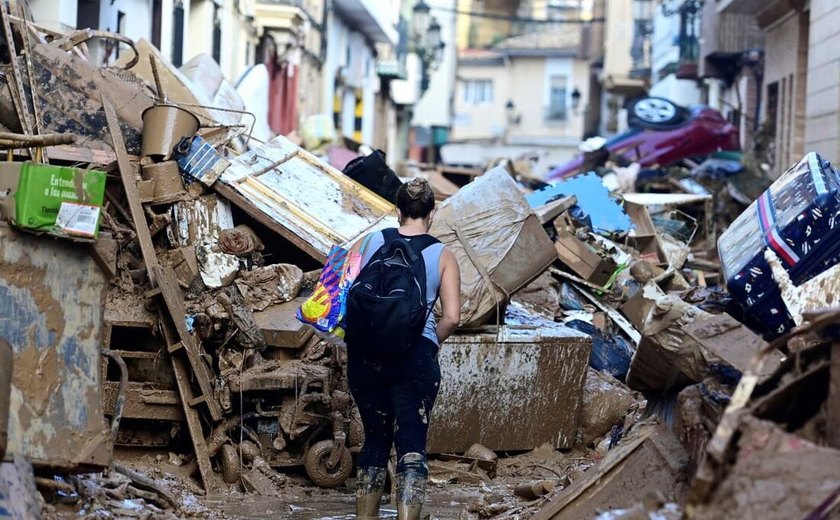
[322,10,380,142]
[411,0,458,128]
[651,7,679,76]
[649,7,701,106]
[185,0,215,61]
[99,0,152,41]
[650,74,701,106]
[28,0,77,32]
[321,13,345,115]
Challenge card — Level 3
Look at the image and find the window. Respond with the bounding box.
[115,11,126,59]
[212,4,222,65]
[547,75,567,121]
[463,80,493,104]
[172,0,184,67]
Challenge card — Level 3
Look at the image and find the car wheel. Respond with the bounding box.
[628,97,685,128]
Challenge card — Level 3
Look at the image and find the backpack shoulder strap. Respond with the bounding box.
[404,234,440,254]
[381,227,399,245]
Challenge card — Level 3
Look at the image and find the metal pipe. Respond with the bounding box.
[0,338,12,461]
[102,349,127,447]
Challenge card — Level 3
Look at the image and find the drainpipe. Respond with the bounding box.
[0,338,12,461]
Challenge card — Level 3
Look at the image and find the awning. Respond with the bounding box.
[334,0,397,45]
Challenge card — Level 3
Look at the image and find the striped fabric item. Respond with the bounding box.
[174,136,230,187]
[757,191,800,267]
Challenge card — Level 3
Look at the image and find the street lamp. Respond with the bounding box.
[661,0,703,16]
[411,1,445,94]
[428,17,442,59]
[412,1,430,41]
[571,88,582,113]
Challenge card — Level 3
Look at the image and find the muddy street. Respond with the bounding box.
[4,0,840,518]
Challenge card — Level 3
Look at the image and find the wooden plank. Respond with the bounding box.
[213,181,326,262]
[100,90,160,284]
[534,195,577,224]
[14,3,43,141]
[109,350,162,360]
[533,422,687,520]
[11,145,122,166]
[101,382,184,422]
[568,275,642,345]
[828,341,840,449]
[152,265,222,422]
[158,314,221,492]
[0,4,33,139]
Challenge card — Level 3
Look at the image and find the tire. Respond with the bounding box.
[220,444,241,484]
[628,97,685,129]
[304,439,353,488]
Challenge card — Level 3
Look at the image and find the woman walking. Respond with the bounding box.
[346,178,461,519]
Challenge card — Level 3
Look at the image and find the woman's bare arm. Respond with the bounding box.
[436,248,461,343]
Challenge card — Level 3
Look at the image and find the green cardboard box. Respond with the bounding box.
[13,163,107,238]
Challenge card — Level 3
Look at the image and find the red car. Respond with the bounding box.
[547,97,740,181]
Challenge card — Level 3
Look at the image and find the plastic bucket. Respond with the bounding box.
[141,104,200,159]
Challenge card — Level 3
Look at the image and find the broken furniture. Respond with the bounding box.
[719,152,840,338]
[689,308,840,518]
[430,166,558,328]
[0,224,112,469]
[533,420,689,520]
[218,136,398,263]
[429,324,591,453]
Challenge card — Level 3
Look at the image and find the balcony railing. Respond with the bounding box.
[630,19,652,81]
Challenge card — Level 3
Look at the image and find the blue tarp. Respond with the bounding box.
[526,173,632,234]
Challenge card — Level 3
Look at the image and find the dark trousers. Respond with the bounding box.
[347,338,441,477]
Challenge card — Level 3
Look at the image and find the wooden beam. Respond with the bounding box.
[828,341,840,449]
[534,195,577,225]
[0,4,34,140]
[7,145,125,166]
[213,181,326,263]
[100,90,160,284]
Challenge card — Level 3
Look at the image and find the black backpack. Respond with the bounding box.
[345,228,439,356]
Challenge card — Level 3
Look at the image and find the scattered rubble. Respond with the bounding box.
[3,8,840,520]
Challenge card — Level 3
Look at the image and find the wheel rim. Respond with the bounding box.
[633,98,677,123]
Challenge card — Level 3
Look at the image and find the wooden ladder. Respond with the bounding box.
[103,94,222,492]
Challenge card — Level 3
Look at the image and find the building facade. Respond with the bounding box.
[714,0,837,177]
[27,0,431,163]
[649,2,702,107]
[597,0,649,135]
[448,29,590,174]
[409,0,458,164]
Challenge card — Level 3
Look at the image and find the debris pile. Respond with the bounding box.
[2,9,840,520]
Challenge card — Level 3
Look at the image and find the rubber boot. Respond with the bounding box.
[356,466,386,519]
[395,469,427,520]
